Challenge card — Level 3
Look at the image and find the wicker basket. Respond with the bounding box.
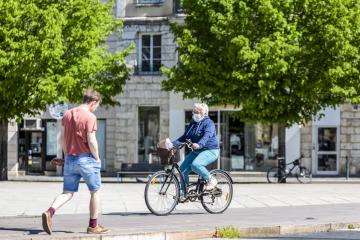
[157,147,177,165]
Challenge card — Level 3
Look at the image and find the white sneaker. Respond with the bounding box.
[204,176,217,191]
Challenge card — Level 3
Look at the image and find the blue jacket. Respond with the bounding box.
[174,116,219,150]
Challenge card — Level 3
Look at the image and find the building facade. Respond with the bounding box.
[6,0,360,178]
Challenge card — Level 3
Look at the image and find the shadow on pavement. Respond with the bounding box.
[103,211,206,216]
[0,227,74,235]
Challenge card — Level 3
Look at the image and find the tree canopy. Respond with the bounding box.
[162,0,360,125]
[0,0,131,120]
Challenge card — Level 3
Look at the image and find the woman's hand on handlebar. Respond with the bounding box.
[192,143,200,150]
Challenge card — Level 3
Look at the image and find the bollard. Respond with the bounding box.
[346,156,350,180]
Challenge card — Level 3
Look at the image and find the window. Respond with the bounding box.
[138,0,163,4]
[46,121,57,156]
[139,34,162,73]
[138,107,160,162]
[175,0,183,13]
[96,120,106,170]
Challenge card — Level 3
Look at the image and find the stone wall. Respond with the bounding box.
[340,104,360,175]
[300,123,312,170]
[300,104,360,176]
[109,20,177,168]
[7,121,18,177]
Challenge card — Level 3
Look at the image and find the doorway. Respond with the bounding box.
[313,126,339,175]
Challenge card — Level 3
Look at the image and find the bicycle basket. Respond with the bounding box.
[157,147,177,165]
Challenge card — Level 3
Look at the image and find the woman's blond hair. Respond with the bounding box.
[194,103,209,116]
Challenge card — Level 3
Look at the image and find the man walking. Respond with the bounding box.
[42,89,108,234]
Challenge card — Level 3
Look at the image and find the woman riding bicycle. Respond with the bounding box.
[173,103,220,192]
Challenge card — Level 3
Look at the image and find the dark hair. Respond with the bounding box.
[82,89,102,104]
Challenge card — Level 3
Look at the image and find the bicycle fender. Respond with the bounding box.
[209,169,234,184]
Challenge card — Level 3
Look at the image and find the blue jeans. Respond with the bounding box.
[180,149,220,189]
[63,154,101,192]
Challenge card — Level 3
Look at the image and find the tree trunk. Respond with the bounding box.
[278,123,286,159]
[278,123,286,183]
[0,119,8,181]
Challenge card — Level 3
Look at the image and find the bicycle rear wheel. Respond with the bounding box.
[144,171,179,216]
[296,166,312,183]
[201,170,233,214]
[267,167,286,183]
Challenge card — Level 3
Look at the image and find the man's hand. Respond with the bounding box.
[192,143,200,150]
[51,158,64,166]
[87,132,101,161]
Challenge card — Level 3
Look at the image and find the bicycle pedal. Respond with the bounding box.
[178,197,189,203]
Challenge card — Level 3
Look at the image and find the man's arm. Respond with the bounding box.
[87,132,100,161]
[59,125,67,156]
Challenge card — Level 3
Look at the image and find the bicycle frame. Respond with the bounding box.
[161,162,210,201]
[157,140,228,201]
[282,164,299,179]
[159,163,188,198]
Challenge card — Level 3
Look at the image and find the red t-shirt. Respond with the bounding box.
[62,107,97,156]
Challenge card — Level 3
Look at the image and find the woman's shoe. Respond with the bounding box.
[204,176,218,191]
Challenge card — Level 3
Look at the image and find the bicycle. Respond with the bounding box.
[266,157,312,183]
[144,139,233,216]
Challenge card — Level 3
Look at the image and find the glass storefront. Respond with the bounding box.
[18,120,47,174]
[185,110,278,172]
[18,119,107,175]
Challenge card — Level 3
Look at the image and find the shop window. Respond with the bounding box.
[46,121,57,157]
[183,110,278,172]
[138,107,160,163]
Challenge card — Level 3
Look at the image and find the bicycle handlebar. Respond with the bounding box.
[177,139,194,151]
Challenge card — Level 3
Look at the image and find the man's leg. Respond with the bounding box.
[42,157,80,235]
[80,156,108,234]
[90,190,100,220]
[51,192,74,209]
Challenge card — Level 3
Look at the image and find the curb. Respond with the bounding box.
[17,230,215,240]
[237,222,360,237]
[11,222,360,240]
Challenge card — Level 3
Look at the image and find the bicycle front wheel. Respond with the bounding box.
[296,167,312,183]
[201,170,233,214]
[144,171,180,216]
[267,167,286,183]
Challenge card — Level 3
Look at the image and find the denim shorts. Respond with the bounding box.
[63,154,101,192]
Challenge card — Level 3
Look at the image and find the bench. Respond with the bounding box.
[116,163,163,183]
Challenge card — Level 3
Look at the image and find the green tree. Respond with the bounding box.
[163,0,360,158]
[0,0,132,180]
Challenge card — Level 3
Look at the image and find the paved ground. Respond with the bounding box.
[2,181,360,216]
[2,181,360,239]
[2,203,360,239]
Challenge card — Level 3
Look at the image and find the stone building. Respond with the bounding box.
[5,0,360,178]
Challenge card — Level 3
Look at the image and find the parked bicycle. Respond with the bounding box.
[266,157,312,183]
[144,139,233,216]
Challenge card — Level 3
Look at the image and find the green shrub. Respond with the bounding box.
[215,226,240,238]
[348,224,355,229]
